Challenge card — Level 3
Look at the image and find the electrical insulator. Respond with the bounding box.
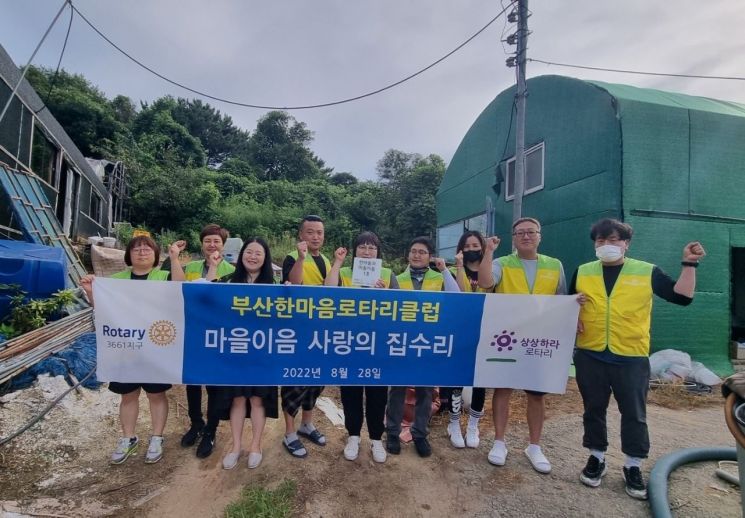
[507,10,518,23]
[506,33,518,45]
[506,57,516,67]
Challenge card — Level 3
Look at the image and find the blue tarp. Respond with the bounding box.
[7,332,100,391]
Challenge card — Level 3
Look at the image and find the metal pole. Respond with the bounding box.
[512,0,528,223]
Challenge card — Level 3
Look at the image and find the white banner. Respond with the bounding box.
[94,278,185,384]
[93,279,580,392]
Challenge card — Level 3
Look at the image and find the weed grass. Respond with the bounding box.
[224,479,297,518]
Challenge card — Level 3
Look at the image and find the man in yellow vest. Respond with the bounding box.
[478,217,566,474]
[386,236,460,458]
[572,218,705,500]
[174,224,235,459]
[281,215,332,458]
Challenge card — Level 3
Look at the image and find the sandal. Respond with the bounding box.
[297,428,326,446]
[283,438,307,458]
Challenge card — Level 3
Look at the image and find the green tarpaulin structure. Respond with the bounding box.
[437,75,745,375]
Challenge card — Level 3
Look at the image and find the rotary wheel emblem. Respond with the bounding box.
[148,320,176,346]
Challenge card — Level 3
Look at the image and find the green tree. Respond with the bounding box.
[375,150,445,256]
[132,98,206,167]
[249,111,331,181]
[128,166,219,233]
[25,67,125,158]
[171,98,250,167]
[330,172,358,186]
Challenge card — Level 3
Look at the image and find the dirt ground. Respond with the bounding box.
[0,378,741,518]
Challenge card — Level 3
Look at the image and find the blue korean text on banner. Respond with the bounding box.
[182,283,483,387]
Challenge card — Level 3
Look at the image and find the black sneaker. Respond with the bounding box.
[386,435,401,455]
[579,455,607,487]
[622,466,648,500]
[195,432,215,458]
[180,422,204,448]
[413,437,432,458]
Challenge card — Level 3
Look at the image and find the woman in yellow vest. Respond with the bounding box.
[216,237,277,471]
[80,236,180,466]
[442,230,488,449]
[386,236,460,458]
[572,218,704,500]
[477,217,566,475]
[168,224,235,460]
[325,231,398,464]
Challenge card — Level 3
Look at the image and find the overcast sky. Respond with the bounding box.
[2,1,744,179]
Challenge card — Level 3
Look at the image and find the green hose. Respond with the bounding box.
[648,446,736,518]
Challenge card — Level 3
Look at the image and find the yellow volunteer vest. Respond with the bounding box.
[575,258,654,357]
[110,269,170,280]
[495,253,561,295]
[449,266,489,293]
[184,259,235,281]
[287,250,331,286]
[340,266,392,288]
[396,268,444,291]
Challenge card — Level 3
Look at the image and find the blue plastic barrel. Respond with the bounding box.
[0,239,67,320]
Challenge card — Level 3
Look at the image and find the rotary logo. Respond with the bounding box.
[148,320,177,346]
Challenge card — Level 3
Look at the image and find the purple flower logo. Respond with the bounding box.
[491,330,517,352]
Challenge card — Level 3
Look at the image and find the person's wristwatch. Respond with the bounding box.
[681,261,699,268]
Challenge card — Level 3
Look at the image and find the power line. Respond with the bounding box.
[70,3,513,110]
[35,4,74,115]
[529,58,745,82]
[0,0,70,127]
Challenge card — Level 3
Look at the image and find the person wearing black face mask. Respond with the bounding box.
[441,231,488,450]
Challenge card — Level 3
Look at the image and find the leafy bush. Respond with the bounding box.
[0,285,76,338]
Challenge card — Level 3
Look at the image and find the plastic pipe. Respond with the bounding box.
[649,447,736,518]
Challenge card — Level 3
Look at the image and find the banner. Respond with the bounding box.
[94,278,580,393]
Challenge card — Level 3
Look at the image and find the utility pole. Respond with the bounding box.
[511,0,528,223]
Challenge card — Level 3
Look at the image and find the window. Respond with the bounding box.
[89,191,102,224]
[0,80,33,167]
[31,124,58,186]
[437,221,463,260]
[466,213,487,234]
[504,142,544,201]
[436,212,487,259]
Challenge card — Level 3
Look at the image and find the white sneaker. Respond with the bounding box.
[344,436,360,461]
[145,436,164,464]
[247,451,263,469]
[524,446,551,474]
[465,426,480,448]
[371,440,387,463]
[222,451,240,470]
[488,441,508,466]
[447,422,466,448]
[111,436,138,464]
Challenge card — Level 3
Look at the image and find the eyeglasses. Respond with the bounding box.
[409,249,430,256]
[132,247,154,254]
[512,230,540,238]
[243,250,265,257]
[357,245,378,251]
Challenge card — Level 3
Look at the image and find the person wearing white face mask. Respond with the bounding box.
[570,218,705,501]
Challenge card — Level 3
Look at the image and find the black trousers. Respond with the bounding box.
[186,385,221,434]
[340,386,388,440]
[574,350,650,458]
[439,387,486,414]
